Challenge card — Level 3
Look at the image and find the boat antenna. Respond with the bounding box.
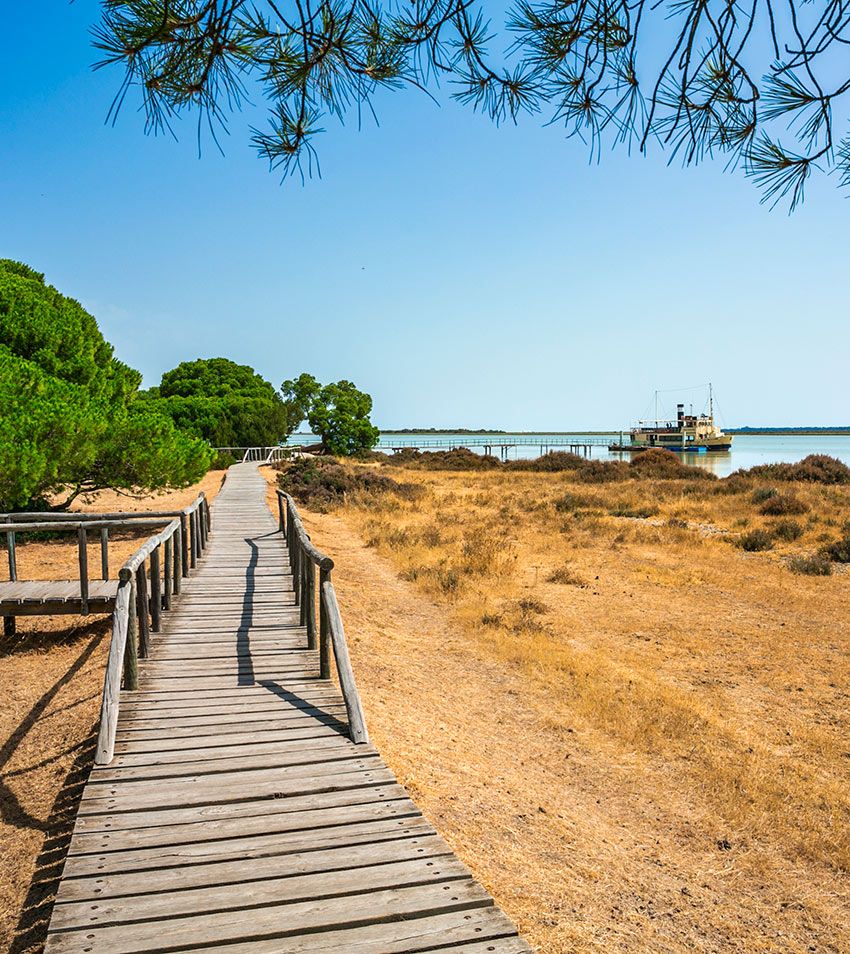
[709,382,713,418]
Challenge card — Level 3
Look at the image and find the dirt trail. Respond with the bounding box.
[299,505,850,953]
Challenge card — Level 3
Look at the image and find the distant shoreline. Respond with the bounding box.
[369,428,850,437]
[726,428,850,436]
[290,428,850,438]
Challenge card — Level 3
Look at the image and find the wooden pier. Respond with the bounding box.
[43,463,530,953]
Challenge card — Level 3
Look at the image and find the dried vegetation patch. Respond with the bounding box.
[274,459,850,952]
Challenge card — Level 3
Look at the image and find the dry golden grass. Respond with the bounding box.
[0,472,226,953]
[264,464,850,952]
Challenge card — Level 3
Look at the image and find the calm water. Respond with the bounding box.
[289,432,850,478]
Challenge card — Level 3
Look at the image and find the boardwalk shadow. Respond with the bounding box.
[236,538,259,685]
[9,727,97,954]
[257,682,350,738]
[0,627,104,834]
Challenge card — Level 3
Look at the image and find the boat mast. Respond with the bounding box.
[709,382,713,419]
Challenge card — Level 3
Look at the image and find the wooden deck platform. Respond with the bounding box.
[44,464,530,953]
[0,579,119,616]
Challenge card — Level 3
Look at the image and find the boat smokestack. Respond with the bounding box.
[677,403,685,423]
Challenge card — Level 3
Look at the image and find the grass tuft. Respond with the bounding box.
[737,529,774,552]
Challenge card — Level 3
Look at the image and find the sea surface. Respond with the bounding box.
[288,432,850,478]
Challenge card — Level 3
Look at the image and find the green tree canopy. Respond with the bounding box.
[144,357,293,448]
[95,0,850,208]
[282,373,380,456]
[0,260,212,511]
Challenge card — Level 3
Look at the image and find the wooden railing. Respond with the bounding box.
[276,490,369,745]
[214,446,291,464]
[2,498,210,634]
[91,494,211,764]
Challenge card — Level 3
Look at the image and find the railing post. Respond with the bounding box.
[199,499,207,549]
[180,513,189,577]
[150,545,162,633]
[100,526,109,580]
[136,563,150,656]
[4,526,16,636]
[123,571,139,691]
[292,537,301,607]
[277,492,285,533]
[319,564,332,679]
[163,534,173,610]
[174,524,183,595]
[190,510,198,570]
[5,524,15,582]
[305,560,316,650]
[299,550,308,626]
[96,573,133,764]
[78,526,89,615]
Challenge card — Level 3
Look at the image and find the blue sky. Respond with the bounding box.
[0,2,846,428]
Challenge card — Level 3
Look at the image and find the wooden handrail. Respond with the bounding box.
[276,491,333,568]
[276,489,369,745]
[0,496,207,522]
[2,496,207,637]
[320,580,369,744]
[93,500,209,765]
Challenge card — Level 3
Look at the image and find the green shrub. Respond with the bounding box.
[628,448,714,481]
[820,536,850,563]
[508,451,587,472]
[278,456,419,508]
[737,529,774,552]
[211,450,239,469]
[741,455,850,485]
[573,459,631,483]
[554,492,595,512]
[788,553,832,576]
[772,519,804,541]
[388,447,501,470]
[750,487,778,504]
[716,474,753,495]
[760,493,809,516]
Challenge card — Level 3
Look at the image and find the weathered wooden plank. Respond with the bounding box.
[52,856,473,933]
[78,764,394,814]
[72,783,411,835]
[196,910,530,954]
[113,706,349,733]
[63,815,435,881]
[89,741,366,783]
[108,723,351,755]
[43,880,496,954]
[85,752,384,793]
[55,834,453,903]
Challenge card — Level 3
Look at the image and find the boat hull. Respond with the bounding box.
[609,443,732,453]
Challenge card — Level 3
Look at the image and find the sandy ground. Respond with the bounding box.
[0,471,226,953]
[262,467,850,953]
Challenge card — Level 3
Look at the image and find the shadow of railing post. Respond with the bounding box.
[276,489,369,745]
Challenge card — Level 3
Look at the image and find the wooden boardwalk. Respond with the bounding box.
[45,464,530,953]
